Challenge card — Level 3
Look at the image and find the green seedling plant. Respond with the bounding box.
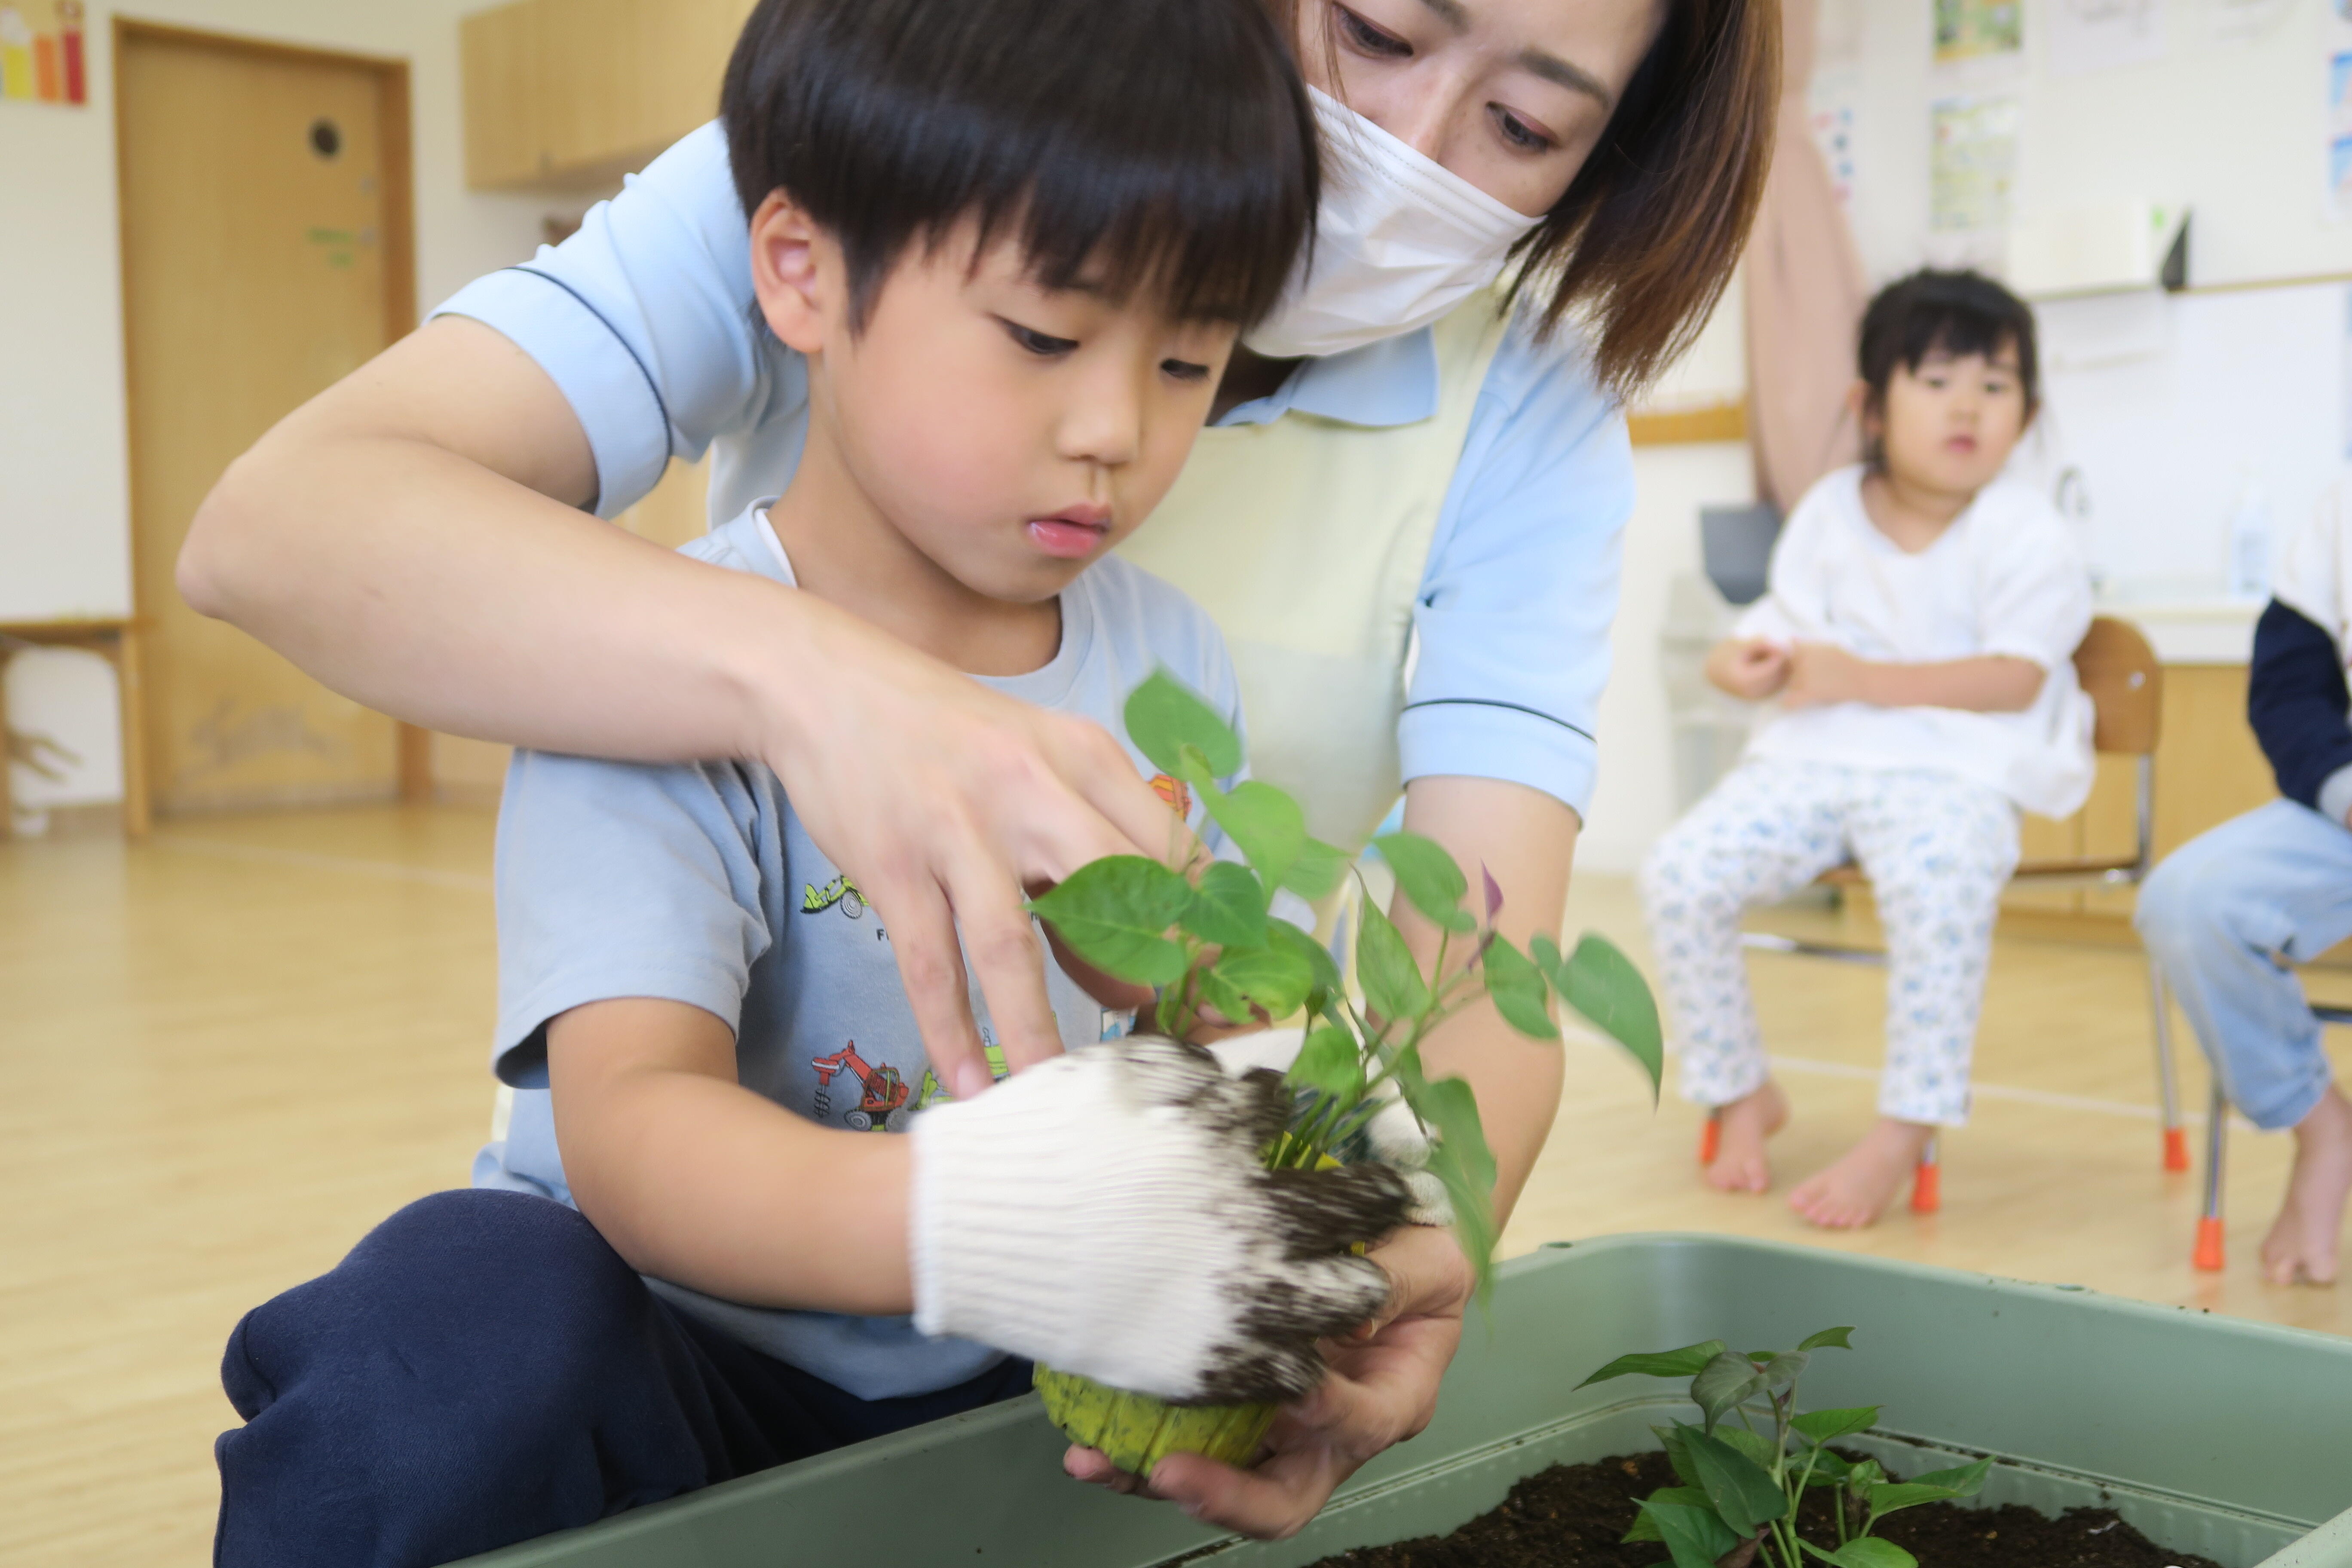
[1028,669,1666,1299]
[1580,1329,1992,1568]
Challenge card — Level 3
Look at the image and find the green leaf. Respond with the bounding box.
[1844,1459,1884,1496]
[1372,831,1474,932]
[1423,1136,1498,1301]
[1281,837,1351,901]
[1285,1025,1365,1105]
[1355,899,1431,1023]
[1025,856,1191,984]
[1800,1538,1917,1568]
[1715,1425,1780,1473]
[1691,1350,1770,1435]
[1182,860,1268,949]
[1652,1424,1703,1488]
[1124,670,1241,778]
[1268,917,1341,1003]
[1758,1350,1809,1391]
[1411,1074,1496,1194]
[1797,1326,1856,1352]
[1557,933,1663,1100]
[1212,943,1314,1020]
[1584,1342,1730,1388]
[1791,1406,1880,1444]
[1621,1487,1709,1544]
[1200,779,1307,890]
[1799,1447,1854,1486]
[1684,1428,1788,1534]
[1638,1496,1743,1568]
[1480,935,1561,1041]
[1866,1481,1976,1520]
[1905,1458,1991,1498]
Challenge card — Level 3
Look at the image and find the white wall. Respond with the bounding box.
[0,1,543,821]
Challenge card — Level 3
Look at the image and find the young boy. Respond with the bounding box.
[212,3,1407,1562]
[1641,269,2095,1229]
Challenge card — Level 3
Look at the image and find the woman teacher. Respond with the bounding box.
[184,0,1774,1540]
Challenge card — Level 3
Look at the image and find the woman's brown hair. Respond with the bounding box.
[1276,0,1779,401]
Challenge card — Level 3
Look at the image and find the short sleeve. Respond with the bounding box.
[1976,497,2094,671]
[1399,315,1633,817]
[493,749,775,1086]
[1732,473,1837,644]
[429,123,772,519]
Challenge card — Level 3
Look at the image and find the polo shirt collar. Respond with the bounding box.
[1211,325,1440,430]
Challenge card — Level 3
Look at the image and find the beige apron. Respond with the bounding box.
[1117,296,1510,856]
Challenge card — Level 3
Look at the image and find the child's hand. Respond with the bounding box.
[1708,637,1791,701]
[1780,643,1874,709]
[912,1034,1408,1404]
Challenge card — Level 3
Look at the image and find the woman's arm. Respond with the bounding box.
[1780,644,2045,713]
[179,318,1177,1094]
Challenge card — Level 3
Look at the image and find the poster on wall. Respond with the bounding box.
[1930,94,2021,233]
[0,0,86,105]
[2334,3,2352,220]
[2049,0,2165,76]
[1934,0,2024,64]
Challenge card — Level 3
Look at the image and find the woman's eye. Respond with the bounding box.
[1491,107,1555,153]
[1161,358,1211,383]
[1002,320,1078,357]
[1333,3,1410,58]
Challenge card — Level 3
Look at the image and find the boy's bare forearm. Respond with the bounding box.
[1854,654,2044,712]
[548,999,915,1315]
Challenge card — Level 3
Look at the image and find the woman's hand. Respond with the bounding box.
[1061,1222,1473,1538]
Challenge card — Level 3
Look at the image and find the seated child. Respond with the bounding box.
[1641,269,2094,1229]
[211,3,1407,1562]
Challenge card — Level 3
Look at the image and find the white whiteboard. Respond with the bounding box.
[2030,280,2349,593]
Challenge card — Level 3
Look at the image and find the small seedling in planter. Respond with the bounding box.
[1022,670,1665,1476]
[1580,1328,1993,1568]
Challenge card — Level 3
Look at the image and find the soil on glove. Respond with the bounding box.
[1300,1448,2226,1568]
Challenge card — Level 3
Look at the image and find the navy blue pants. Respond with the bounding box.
[214,1189,1033,1568]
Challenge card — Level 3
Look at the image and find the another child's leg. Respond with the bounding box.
[1640,761,1853,1193]
[2138,800,2352,1284]
[1792,771,2017,1228]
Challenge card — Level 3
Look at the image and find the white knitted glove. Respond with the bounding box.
[910,1034,1407,1404]
[1208,1029,1453,1228]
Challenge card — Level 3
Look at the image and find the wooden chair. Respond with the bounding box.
[1724,617,2173,1213]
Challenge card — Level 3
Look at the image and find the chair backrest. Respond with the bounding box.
[2074,616,2162,756]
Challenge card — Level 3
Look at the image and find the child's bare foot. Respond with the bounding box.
[1703,1081,1789,1194]
[1788,1118,1936,1229]
[2261,1084,2352,1286]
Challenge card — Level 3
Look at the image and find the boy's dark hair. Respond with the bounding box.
[721,0,1316,331]
[1857,269,2042,438]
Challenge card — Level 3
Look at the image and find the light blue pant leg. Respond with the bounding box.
[2136,799,2352,1132]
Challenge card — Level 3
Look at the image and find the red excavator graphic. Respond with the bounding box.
[808,1042,910,1132]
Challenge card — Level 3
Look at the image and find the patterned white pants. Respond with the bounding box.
[1638,760,2019,1127]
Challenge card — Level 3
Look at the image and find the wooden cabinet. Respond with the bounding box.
[461,0,754,190]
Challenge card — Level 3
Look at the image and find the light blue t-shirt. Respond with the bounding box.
[431,122,1634,819]
[475,506,1259,1400]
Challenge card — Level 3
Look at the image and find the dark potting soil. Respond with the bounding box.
[1301,1448,2227,1568]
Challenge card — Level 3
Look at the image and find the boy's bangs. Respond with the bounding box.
[725,0,1316,333]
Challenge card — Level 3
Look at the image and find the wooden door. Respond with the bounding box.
[117,24,413,814]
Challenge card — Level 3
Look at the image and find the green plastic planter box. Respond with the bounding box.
[456,1234,2352,1568]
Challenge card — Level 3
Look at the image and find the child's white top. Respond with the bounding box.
[1733,466,2096,819]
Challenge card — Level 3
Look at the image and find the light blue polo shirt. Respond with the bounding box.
[431,122,1633,820]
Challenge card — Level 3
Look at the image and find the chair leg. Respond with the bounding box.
[1698,1114,1720,1167]
[1911,1133,1941,1214]
[2193,1079,2228,1272]
[2148,959,2190,1172]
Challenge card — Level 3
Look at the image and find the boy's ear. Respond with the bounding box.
[1846,378,1877,440]
[749,190,833,357]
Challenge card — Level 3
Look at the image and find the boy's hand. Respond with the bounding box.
[1707,637,1791,701]
[1780,642,1874,709]
[911,1035,1409,1403]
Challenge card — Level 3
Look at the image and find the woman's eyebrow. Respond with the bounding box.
[1411,0,1616,111]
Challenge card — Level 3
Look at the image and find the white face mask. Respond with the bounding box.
[1246,87,1547,361]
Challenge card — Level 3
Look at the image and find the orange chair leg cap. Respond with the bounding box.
[1910,1161,1940,1215]
[1698,1119,1720,1167]
[2193,1216,2225,1271]
[2162,1127,2190,1172]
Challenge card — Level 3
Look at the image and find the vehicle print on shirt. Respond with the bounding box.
[1148,772,1192,818]
[800,873,867,919]
[808,1041,909,1131]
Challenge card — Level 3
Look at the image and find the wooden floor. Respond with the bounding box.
[3,804,2347,1565]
